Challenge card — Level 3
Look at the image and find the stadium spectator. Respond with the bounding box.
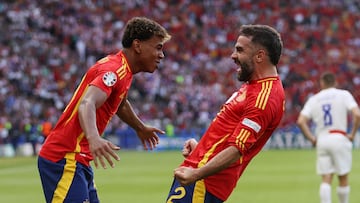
[37,17,170,203]
[297,72,360,203]
[0,0,359,151]
[167,24,285,202]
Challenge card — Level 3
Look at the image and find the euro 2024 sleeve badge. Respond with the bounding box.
[102,72,117,87]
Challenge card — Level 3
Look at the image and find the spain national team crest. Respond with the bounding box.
[235,91,246,102]
[102,72,117,87]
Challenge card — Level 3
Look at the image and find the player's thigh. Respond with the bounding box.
[331,137,352,175]
[316,146,334,175]
[64,163,99,203]
[38,156,99,203]
[38,156,67,203]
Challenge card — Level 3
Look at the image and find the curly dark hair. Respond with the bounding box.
[121,17,171,48]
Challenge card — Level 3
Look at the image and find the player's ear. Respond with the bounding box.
[133,39,141,54]
[255,49,266,63]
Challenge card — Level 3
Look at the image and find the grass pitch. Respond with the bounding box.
[1,149,360,203]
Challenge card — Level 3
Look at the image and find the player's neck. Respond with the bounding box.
[122,49,140,74]
[251,65,278,80]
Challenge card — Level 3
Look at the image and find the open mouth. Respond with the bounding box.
[235,63,242,71]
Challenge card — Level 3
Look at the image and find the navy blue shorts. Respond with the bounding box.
[38,155,99,203]
[166,178,223,203]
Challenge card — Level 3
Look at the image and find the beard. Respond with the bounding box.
[237,61,254,82]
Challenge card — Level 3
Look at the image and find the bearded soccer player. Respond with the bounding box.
[38,17,171,203]
[166,25,285,202]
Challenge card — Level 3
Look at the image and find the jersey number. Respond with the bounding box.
[322,104,332,126]
[167,187,186,203]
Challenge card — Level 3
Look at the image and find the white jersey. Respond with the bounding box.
[300,87,358,137]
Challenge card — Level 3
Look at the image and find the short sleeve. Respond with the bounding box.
[90,71,118,96]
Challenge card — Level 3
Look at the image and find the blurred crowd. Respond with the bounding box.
[1,0,360,150]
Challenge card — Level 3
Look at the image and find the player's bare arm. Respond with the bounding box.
[116,99,163,150]
[78,85,120,169]
[348,107,360,141]
[297,114,317,146]
[174,146,241,186]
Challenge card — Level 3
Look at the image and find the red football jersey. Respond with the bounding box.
[182,77,285,201]
[39,51,132,166]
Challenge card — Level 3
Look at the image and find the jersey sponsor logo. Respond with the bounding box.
[242,118,261,133]
[102,72,117,87]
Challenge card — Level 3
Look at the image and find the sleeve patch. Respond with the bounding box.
[242,118,261,133]
[102,72,117,87]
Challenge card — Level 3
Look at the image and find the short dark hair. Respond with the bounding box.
[239,25,283,65]
[122,17,171,48]
[321,72,336,87]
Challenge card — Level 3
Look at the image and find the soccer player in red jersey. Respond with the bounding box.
[166,25,285,202]
[38,17,171,203]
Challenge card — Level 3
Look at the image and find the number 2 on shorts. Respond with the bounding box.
[167,187,186,203]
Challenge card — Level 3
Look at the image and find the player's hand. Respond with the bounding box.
[136,125,164,150]
[88,136,120,169]
[347,134,354,142]
[311,139,317,147]
[174,166,199,186]
[182,138,198,158]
